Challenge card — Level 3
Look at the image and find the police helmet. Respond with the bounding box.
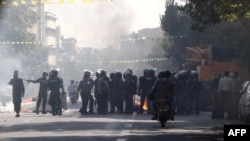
[42,72,48,77]
[164,70,172,79]
[100,70,106,76]
[109,72,115,80]
[157,71,165,79]
[143,68,150,75]
[116,72,122,79]
[84,71,91,77]
[190,70,199,79]
[51,70,58,77]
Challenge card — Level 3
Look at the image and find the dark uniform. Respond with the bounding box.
[231,72,243,119]
[28,72,48,114]
[114,72,125,113]
[94,71,101,114]
[149,70,174,120]
[48,70,65,116]
[124,73,137,114]
[190,71,205,115]
[9,70,25,117]
[211,73,221,119]
[109,72,125,113]
[138,69,156,114]
[96,70,110,114]
[78,71,94,114]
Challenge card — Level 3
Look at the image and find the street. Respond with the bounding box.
[0,101,247,141]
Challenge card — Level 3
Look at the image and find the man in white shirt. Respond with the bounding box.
[218,71,233,119]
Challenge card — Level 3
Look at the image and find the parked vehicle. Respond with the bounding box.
[238,81,250,123]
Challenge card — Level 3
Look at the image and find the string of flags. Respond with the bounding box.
[1,0,119,6]
[57,57,168,64]
[0,36,186,45]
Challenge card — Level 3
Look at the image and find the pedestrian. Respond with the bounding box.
[28,72,49,114]
[231,71,243,119]
[75,80,79,101]
[48,70,65,116]
[8,70,25,117]
[68,80,77,105]
[218,71,233,119]
[78,71,94,115]
[211,73,222,119]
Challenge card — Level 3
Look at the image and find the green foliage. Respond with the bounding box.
[178,0,250,68]
[0,1,38,53]
[179,0,221,32]
[0,0,49,77]
[160,1,245,68]
[180,0,250,31]
[161,2,196,68]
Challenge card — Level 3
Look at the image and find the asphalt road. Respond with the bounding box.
[0,102,247,141]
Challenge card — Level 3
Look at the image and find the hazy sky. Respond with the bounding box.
[45,0,168,48]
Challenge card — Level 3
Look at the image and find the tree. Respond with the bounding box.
[160,0,242,69]
[160,0,198,69]
[180,0,250,32]
[179,0,250,70]
[0,1,49,78]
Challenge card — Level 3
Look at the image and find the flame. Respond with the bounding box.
[143,98,148,110]
[134,95,148,111]
[23,97,33,103]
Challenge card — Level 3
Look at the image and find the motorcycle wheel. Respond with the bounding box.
[160,122,165,127]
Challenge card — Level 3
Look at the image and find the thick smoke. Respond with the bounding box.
[45,1,169,84]
[46,1,135,48]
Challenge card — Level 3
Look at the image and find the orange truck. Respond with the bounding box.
[185,46,249,82]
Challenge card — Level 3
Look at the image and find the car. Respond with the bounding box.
[238,81,250,123]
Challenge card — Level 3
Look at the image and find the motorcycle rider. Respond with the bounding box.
[149,70,174,120]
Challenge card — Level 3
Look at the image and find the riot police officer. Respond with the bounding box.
[78,71,94,115]
[48,70,65,116]
[28,72,48,114]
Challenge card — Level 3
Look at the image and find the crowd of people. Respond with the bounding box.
[9,70,65,117]
[8,68,207,119]
[8,68,243,120]
[211,71,243,120]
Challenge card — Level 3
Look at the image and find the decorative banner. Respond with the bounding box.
[57,57,168,64]
[0,36,186,45]
[1,0,116,5]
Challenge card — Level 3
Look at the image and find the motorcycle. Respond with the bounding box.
[156,98,174,127]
